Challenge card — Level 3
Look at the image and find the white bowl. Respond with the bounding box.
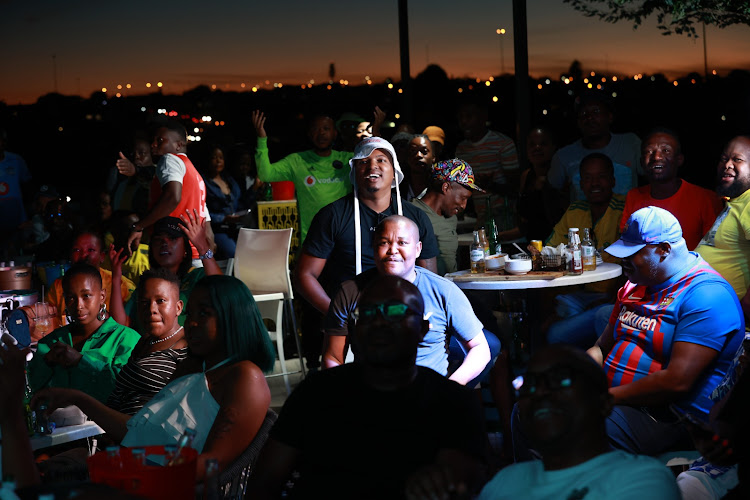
[505,258,532,275]
[485,253,507,270]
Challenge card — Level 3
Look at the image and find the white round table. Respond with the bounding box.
[448,263,622,290]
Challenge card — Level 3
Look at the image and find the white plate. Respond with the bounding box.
[505,269,529,275]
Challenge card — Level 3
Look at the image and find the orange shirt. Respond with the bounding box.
[620,180,723,250]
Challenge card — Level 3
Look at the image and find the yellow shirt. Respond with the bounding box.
[546,194,625,293]
[696,191,748,299]
[102,234,150,286]
[46,267,136,326]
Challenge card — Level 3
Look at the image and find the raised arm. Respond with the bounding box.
[179,209,222,276]
[108,244,130,326]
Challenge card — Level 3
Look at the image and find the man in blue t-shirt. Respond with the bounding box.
[0,129,32,239]
[323,215,492,386]
[588,206,744,456]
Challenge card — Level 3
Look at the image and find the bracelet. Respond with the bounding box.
[130,223,143,232]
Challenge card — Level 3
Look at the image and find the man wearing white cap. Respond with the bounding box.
[587,206,743,456]
[297,137,439,368]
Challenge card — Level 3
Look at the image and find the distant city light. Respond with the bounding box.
[140,107,146,112]
[651,76,656,81]
[545,79,550,84]
[58,126,63,132]
[241,83,246,88]
[252,86,258,92]
[126,83,131,89]
[146,83,152,88]
[387,83,394,89]
[612,76,618,82]
[157,82,163,87]
[212,84,217,90]
[537,84,543,90]
[394,113,401,119]
[492,96,499,102]
[398,88,403,94]
[721,115,726,121]
[116,92,121,97]
[542,109,548,115]
[489,76,494,81]
[712,70,717,75]
[194,127,199,133]
[202,116,212,122]
[673,81,678,86]
[458,88,463,93]
[596,84,602,89]
[101,87,107,92]
[590,71,595,76]
[117,84,122,90]
[496,28,506,35]
[485,81,491,86]
[612,92,618,97]
[563,78,570,84]
[587,83,593,89]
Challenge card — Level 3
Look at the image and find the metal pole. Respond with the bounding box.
[398,0,413,124]
[512,0,529,166]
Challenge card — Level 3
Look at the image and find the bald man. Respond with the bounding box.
[323,215,492,386]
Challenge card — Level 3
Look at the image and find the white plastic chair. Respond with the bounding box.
[234,228,305,394]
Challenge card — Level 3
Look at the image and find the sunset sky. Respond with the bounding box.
[2,0,749,104]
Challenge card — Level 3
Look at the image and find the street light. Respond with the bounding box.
[496,28,506,75]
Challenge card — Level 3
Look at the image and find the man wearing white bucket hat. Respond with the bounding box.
[296,137,439,368]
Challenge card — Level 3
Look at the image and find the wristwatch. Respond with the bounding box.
[200,249,214,260]
[130,223,143,232]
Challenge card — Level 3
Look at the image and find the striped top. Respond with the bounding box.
[107,347,188,416]
[604,255,743,416]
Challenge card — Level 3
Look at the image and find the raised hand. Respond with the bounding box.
[179,208,210,255]
[252,110,268,139]
[116,152,137,177]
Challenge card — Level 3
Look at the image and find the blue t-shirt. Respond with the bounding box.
[605,253,744,417]
[325,267,483,376]
[0,151,32,228]
[478,450,680,500]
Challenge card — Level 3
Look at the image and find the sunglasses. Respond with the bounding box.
[353,302,420,324]
[513,366,575,398]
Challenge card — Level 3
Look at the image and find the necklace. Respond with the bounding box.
[150,326,184,345]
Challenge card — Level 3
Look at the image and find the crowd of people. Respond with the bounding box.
[0,88,749,499]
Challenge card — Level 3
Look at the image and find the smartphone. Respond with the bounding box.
[229,208,252,218]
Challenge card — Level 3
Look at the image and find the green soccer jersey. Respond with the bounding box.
[256,137,353,243]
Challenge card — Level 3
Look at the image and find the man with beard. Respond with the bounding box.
[696,136,750,323]
[126,121,208,263]
[620,128,722,249]
[586,206,743,456]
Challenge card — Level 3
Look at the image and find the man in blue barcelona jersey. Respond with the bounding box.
[587,206,744,456]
